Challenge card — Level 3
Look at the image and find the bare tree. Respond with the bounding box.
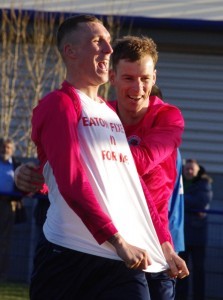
[0,9,127,158]
[0,9,65,157]
[21,11,65,157]
[0,9,23,140]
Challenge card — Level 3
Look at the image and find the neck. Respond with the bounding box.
[117,106,148,126]
[65,76,99,102]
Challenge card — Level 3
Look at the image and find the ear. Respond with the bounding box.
[64,43,76,58]
[153,69,157,85]
[109,69,115,86]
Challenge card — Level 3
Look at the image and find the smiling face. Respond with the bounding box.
[75,22,112,85]
[110,55,156,124]
[0,140,15,161]
[63,20,113,91]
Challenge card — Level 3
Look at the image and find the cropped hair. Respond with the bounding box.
[151,84,163,99]
[111,35,158,71]
[0,137,15,150]
[57,14,102,53]
[185,158,199,165]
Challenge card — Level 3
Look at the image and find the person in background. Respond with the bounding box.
[176,158,213,300]
[0,137,22,281]
[15,15,189,300]
[109,37,187,300]
[15,32,189,299]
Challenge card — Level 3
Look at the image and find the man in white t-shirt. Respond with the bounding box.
[15,15,188,300]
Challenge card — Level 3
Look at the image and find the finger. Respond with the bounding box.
[177,266,190,279]
[17,177,41,193]
[125,255,143,269]
[26,170,43,182]
[126,260,142,270]
[167,259,179,277]
[18,170,44,189]
[126,256,150,270]
[178,273,188,279]
[125,263,134,269]
[132,260,144,270]
[25,162,38,168]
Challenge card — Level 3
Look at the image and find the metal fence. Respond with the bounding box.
[205,208,223,300]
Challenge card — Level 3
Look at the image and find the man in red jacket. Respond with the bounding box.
[15,31,188,299]
[109,35,185,300]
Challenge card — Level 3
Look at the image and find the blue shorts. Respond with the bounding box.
[30,236,150,300]
[146,271,176,300]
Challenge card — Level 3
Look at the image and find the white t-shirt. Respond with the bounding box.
[36,88,168,272]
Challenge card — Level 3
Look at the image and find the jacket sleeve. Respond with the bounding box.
[32,92,118,245]
[185,179,213,211]
[130,105,184,176]
[140,177,173,245]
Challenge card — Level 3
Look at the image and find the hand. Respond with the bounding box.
[14,162,45,194]
[161,241,189,279]
[108,233,151,270]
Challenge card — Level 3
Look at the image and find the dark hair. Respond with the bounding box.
[57,14,102,52]
[151,84,163,99]
[185,158,199,165]
[0,137,15,147]
[198,165,206,177]
[0,137,15,153]
[111,35,158,71]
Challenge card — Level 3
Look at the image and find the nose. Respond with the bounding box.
[131,80,143,93]
[103,40,113,54]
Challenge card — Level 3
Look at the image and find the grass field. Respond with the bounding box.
[0,282,29,300]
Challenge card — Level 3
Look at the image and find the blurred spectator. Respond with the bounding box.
[0,137,22,281]
[176,159,213,300]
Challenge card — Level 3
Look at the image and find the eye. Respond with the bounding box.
[124,76,133,81]
[141,77,150,82]
[94,37,104,44]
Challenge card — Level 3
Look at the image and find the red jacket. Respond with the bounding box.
[33,82,171,246]
[110,96,185,243]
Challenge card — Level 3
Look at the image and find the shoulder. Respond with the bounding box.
[150,95,182,114]
[33,89,80,119]
[148,96,184,126]
[37,89,74,108]
[12,157,22,169]
[192,176,213,193]
[199,174,213,185]
[108,100,117,111]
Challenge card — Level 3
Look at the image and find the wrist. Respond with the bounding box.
[108,233,122,247]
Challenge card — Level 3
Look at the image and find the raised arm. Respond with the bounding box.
[130,104,184,176]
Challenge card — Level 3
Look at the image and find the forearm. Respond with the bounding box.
[32,94,118,244]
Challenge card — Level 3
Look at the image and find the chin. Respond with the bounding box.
[98,74,109,84]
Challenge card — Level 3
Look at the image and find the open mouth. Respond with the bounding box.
[98,61,108,71]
